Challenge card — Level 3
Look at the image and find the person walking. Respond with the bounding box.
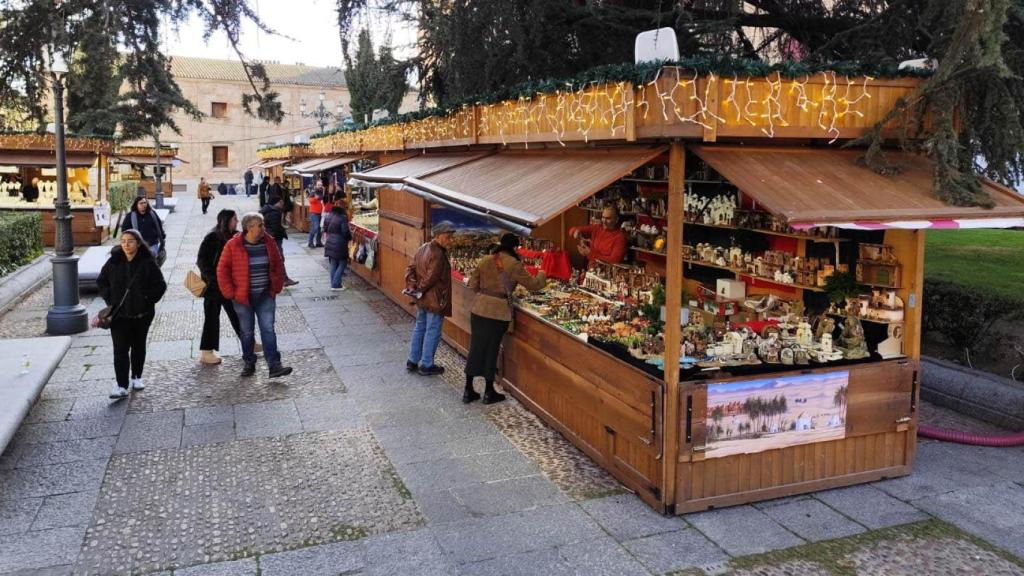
[121,196,166,261]
[404,223,454,376]
[198,177,213,214]
[216,212,293,378]
[97,229,168,399]
[464,233,546,404]
[307,182,325,248]
[323,204,351,291]
[244,168,254,197]
[197,209,245,365]
[260,196,299,286]
[258,175,269,207]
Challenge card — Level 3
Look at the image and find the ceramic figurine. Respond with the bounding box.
[838,314,870,360]
[795,322,814,347]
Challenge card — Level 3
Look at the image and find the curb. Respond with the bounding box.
[921,355,1024,431]
[0,254,54,315]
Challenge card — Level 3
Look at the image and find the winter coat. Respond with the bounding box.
[405,240,452,316]
[244,170,253,184]
[198,181,211,199]
[196,230,233,298]
[469,252,546,322]
[121,209,165,248]
[322,212,351,261]
[96,246,167,318]
[260,204,288,240]
[216,232,285,307]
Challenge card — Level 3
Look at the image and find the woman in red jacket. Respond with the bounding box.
[216,211,292,379]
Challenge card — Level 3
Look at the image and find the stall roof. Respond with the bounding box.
[405,147,666,228]
[0,151,96,167]
[112,154,185,167]
[350,152,489,183]
[303,155,365,173]
[284,157,333,174]
[249,159,290,170]
[691,146,1024,229]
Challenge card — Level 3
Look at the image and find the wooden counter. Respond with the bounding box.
[2,206,106,247]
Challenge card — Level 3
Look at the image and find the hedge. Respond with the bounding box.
[108,180,139,238]
[922,278,1024,353]
[0,211,43,278]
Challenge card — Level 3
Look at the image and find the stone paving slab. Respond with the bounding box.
[0,526,86,574]
[685,505,805,557]
[621,528,729,574]
[813,485,929,529]
[75,428,423,575]
[913,482,1024,558]
[125,349,345,414]
[580,493,685,541]
[758,497,865,542]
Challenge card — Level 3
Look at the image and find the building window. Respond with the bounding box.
[212,146,229,168]
[211,102,228,118]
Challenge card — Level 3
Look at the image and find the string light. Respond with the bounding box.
[309,69,882,153]
[0,133,112,153]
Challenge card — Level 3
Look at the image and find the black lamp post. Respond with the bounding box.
[300,90,345,133]
[153,131,164,209]
[45,49,88,335]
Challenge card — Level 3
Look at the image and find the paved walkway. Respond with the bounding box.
[0,194,1022,576]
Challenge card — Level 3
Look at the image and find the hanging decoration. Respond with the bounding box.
[0,131,114,153]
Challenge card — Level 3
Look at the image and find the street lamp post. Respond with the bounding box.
[45,50,88,335]
[153,132,163,209]
[300,90,345,133]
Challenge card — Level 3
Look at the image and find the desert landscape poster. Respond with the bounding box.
[704,371,849,459]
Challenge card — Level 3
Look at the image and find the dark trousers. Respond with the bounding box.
[201,197,211,213]
[275,237,291,280]
[110,312,155,388]
[465,313,510,381]
[200,292,241,351]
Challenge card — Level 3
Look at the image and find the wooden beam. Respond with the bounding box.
[662,141,685,511]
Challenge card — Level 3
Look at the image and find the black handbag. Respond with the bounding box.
[92,272,138,329]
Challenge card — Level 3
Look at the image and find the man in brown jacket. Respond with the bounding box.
[405,223,455,376]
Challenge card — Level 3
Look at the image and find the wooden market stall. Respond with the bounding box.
[109,145,183,199]
[311,69,1024,514]
[0,132,113,246]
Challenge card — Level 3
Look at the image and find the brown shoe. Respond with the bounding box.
[200,350,222,365]
[254,343,263,354]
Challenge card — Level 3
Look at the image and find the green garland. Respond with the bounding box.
[0,129,118,141]
[312,57,930,139]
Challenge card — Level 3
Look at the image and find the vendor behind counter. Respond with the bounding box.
[569,206,627,266]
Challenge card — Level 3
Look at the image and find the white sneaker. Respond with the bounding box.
[109,385,129,399]
[130,378,145,391]
[330,285,347,291]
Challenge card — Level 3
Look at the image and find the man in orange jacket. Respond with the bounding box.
[569,206,627,266]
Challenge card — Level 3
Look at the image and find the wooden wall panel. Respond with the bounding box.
[500,312,664,507]
[41,209,105,247]
[379,244,415,316]
[378,187,426,226]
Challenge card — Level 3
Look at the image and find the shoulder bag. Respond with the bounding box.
[184,269,206,297]
[92,271,138,329]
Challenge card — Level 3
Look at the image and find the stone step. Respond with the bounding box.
[0,336,71,454]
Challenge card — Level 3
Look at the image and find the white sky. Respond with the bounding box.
[163,0,417,68]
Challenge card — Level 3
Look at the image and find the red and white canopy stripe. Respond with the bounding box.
[792,218,1024,231]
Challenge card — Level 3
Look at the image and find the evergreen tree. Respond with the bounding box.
[0,0,285,138]
[66,3,120,136]
[343,28,410,126]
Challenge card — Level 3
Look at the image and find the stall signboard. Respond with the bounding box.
[92,201,110,227]
[705,371,849,459]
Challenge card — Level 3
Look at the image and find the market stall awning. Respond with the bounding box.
[404,147,667,234]
[349,152,489,185]
[111,154,185,167]
[0,151,97,167]
[284,157,333,174]
[690,145,1024,229]
[248,159,290,170]
[301,155,365,174]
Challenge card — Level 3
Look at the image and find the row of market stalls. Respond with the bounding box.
[299,68,1024,515]
[0,133,183,246]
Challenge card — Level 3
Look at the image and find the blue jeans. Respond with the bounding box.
[233,291,281,368]
[408,307,444,369]
[328,257,347,288]
[308,213,322,247]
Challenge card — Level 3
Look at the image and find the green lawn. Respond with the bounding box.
[924,228,1024,300]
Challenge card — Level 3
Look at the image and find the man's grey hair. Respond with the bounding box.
[241,212,264,232]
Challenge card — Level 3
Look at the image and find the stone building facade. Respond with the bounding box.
[138,56,416,184]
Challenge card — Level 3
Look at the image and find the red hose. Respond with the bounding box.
[918,425,1024,447]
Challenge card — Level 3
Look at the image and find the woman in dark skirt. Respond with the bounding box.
[465,233,547,404]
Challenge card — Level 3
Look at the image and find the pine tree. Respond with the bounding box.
[66,3,120,136]
[344,29,410,126]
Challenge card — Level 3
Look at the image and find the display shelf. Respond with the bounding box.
[827,312,902,325]
[683,258,827,292]
[683,220,847,243]
[580,206,639,216]
[621,178,668,184]
[631,247,666,257]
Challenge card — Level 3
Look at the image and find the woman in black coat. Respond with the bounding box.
[323,205,352,290]
[196,209,243,364]
[120,196,166,261]
[97,229,167,399]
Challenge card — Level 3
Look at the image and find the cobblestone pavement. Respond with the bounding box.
[0,194,1022,575]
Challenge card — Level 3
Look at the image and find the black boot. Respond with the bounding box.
[481,379,506,404]
[462,375,480,404]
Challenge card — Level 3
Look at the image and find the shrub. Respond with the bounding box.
[0,211,43,278]
[922,278,1024,353]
